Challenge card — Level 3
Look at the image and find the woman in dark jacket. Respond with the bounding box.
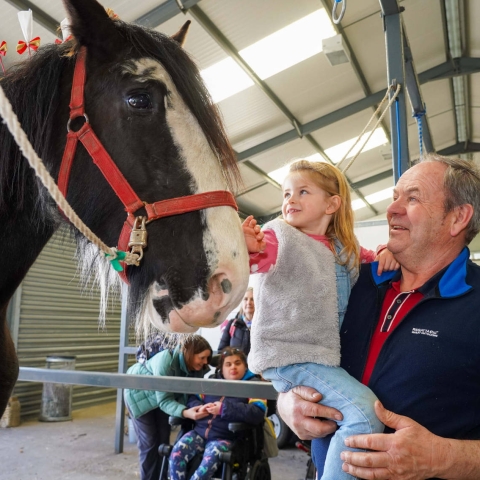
[218,287,254,354]
[169,347,266,480]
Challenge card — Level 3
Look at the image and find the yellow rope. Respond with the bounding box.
[337,83,402,174]
[0,84,139,266]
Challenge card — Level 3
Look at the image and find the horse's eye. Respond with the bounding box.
[128,94,152,109]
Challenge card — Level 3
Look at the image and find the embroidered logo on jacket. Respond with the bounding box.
[412,328,438,337]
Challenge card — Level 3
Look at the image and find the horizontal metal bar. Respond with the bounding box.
[18,367,278,400]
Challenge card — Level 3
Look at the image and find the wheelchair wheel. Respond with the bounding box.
[247,459,271,480]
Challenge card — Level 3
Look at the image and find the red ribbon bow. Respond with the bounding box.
[17,36,40,55]
[0,41,7,56]
[55,35,73,44]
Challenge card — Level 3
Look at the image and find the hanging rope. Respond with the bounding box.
[0,84,140,270]
[332,0,347,25]
[337,83,402,174]
[413,106,426,158]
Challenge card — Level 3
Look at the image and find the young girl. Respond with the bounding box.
[169,347,266,480]
[243,160,398,480]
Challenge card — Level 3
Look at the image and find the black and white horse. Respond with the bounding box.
[0,0,249,415]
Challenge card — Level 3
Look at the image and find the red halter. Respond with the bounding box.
[58,46,238,283]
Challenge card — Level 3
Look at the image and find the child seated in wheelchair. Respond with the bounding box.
[169,347,266,480]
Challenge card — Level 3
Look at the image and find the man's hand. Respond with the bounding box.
[276,386,342,440]
[341,401,446,479]
[242,215,266,253]
[375,248,400,275]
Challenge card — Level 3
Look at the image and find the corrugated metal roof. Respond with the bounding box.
[1,0,479,251]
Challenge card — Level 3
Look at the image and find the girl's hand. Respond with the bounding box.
[205,401,223,416]
[375,248,400,275]
[198,404,212,414]
[182,406,209,420]
[242,215,266,253]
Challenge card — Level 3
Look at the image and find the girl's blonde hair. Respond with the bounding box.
[287,160,359,267]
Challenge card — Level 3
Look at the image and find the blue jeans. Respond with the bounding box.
[263,363,383,480]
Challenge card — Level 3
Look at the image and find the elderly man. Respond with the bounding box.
[278,154,480,479]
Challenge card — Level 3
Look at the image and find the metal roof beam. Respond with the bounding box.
[320,0,391,141]
[438,141,480,156]
[4,0,59,35]
[237,56,480,163]
[187,4,377,214]
[134,0,203,28]
[380,0,410,181]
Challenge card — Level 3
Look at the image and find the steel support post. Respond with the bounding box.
[114,283,130,454]
[381,1,410,182]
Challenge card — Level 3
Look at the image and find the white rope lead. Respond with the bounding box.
[337,83,402,174]
[0,83,139,268]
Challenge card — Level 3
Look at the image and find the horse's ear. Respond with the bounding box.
[171,21,191,47]
[63,0,123,61]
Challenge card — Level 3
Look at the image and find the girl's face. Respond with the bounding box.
[222,354,247,380]
[190,349,211,371]
[282,172,340,236]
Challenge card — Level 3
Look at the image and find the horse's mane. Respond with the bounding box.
[0,21,241,214]
[0,43,70,216]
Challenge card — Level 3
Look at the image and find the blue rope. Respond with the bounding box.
[413,106,426,159]
[395,99,401,177]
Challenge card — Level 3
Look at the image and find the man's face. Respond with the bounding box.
[386,162,453,265]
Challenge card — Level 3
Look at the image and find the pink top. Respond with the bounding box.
[250,229,379,274]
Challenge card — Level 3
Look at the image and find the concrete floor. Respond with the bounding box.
[0,402,310,480]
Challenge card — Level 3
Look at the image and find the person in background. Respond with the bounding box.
[218,287,254,355]
[169,347,266,480]
[277,154,480,480]
[124,335,212,480]
[243,159,399,479]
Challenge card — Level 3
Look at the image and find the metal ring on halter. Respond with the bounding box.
[332,0,347,25]
[67,113,90,133]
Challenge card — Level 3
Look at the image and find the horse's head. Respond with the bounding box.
[58,0,249,335]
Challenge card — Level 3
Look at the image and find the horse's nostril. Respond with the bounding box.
[220,279,232,294]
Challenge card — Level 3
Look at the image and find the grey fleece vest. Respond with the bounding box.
[248,219,343,374]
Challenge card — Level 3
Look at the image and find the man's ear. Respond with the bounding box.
[450,204,474,238]
[326,195,341,215]
[171,21,191,47]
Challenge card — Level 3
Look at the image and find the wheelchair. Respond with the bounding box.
[158,416,271,480]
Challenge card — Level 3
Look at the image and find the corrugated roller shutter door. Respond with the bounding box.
[14,227,124,418]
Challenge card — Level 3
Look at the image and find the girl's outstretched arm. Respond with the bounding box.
[242,215,266,253]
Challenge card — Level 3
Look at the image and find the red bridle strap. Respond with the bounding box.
[58,46,238,283]
[58,46,144,213]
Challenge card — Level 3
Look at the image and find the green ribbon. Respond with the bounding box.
[106,250,126,272]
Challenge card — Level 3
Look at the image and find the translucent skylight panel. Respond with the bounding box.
[239,10,336,79]
[324,128,388,164]
[201,58,254,103]
[201,9,336,102]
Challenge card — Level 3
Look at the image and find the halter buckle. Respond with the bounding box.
[128,216,148,264]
